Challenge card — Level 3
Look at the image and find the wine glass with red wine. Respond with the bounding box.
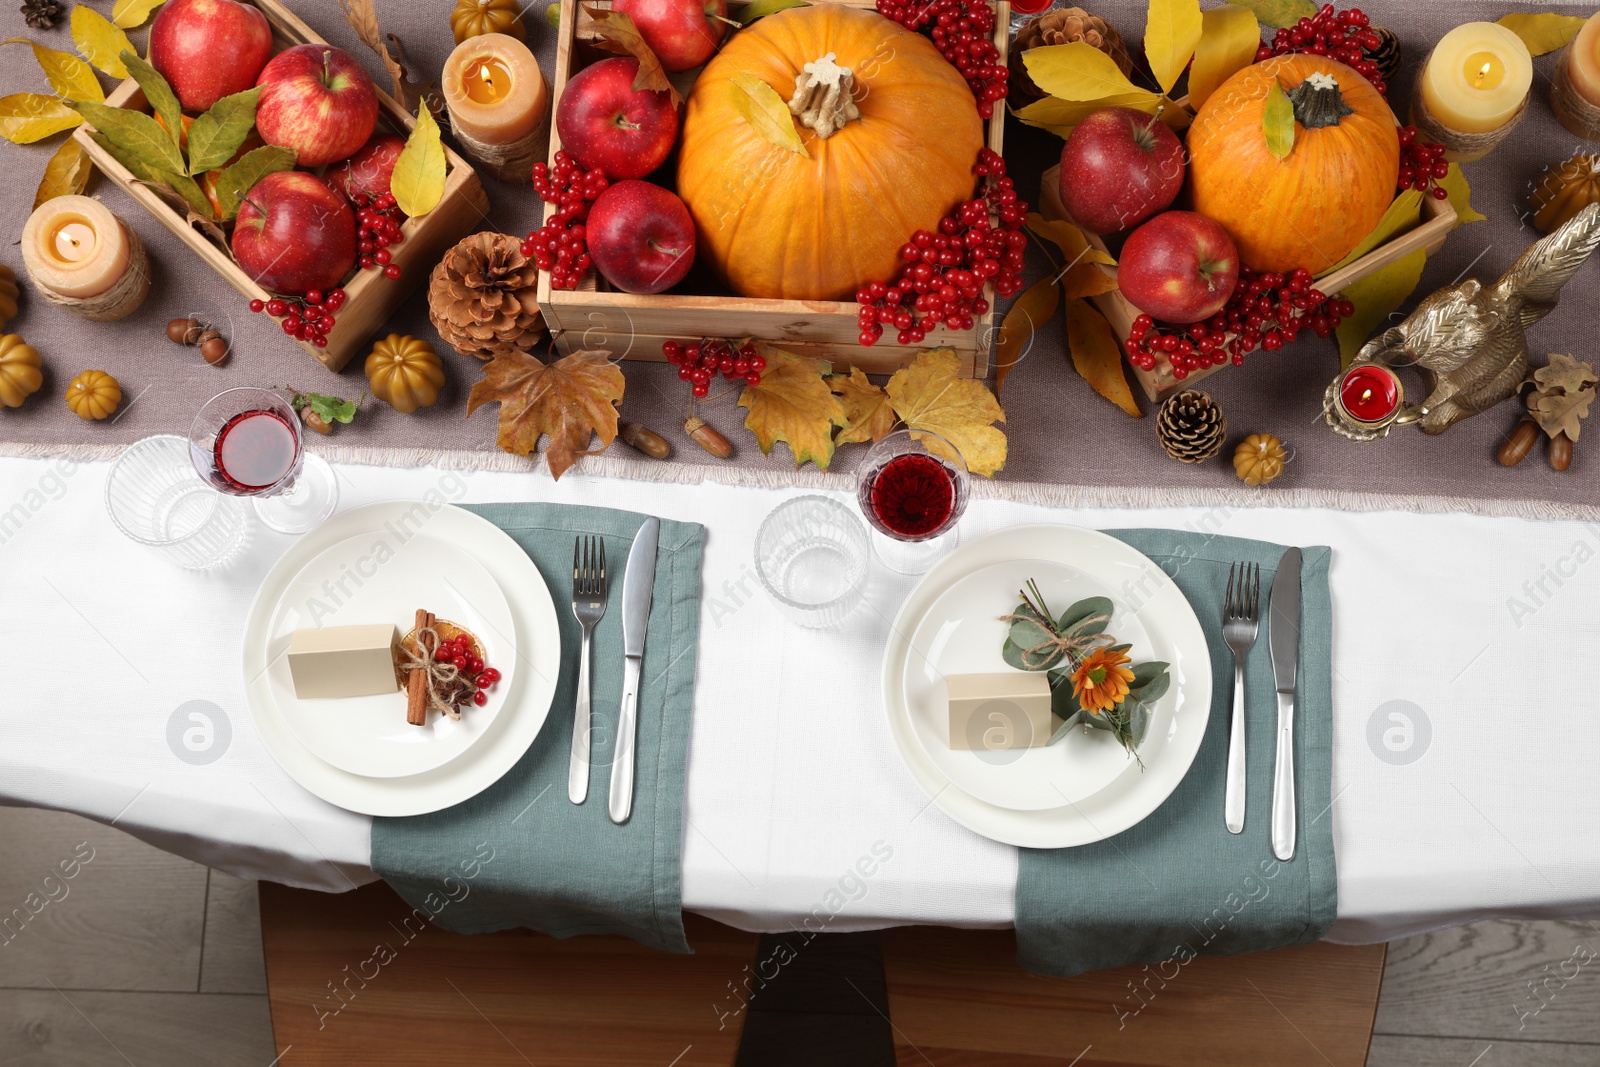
[189,388,338,535]
[855,429,969,574]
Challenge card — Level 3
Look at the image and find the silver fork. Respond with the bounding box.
[1222,561,1261,835]
[568,536,607,805]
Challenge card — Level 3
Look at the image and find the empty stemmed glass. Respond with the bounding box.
[855,428,970,574]
[189,387,338,534]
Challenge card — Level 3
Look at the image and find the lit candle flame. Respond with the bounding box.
[1473,61,1493,88]
[1360,388,1373,403]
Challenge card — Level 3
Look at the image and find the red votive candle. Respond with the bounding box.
[1338,364,1401,424]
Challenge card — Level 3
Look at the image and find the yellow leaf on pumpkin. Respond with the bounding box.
[1145,0,1203,97]
[70,6,135,79]
[1438,163,1487,226]
[737,345,846,469]
[1263,79,1294,160]
[1335,248,1427,368]
[1496,13,1586,57]
[1188,4,1260,109]
[1065,298,1141,417]
[994,274,1059,397]
[465,348,625,480]
[34,136,92,209]
[112,0,168,29]
[830,367,896,446]
[885,348,1007,477]
[2,39,103,102]
[1318,189,1423,277]
[390,102,445,218]
[0,93,81,144]
[727,70,808,158]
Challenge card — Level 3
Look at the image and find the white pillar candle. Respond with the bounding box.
[21,196,137,299]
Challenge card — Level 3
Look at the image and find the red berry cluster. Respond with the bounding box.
[875,0,1008,117]
[1398,127,1451,201]
[524,150,609,290]
[438,631,501,709]
[662,338,767,398]
[1127,268,1354,377]
[354,191,405,280]
[1256,5,1386,95]
[855,148,1024,348]
[248,288,347,349]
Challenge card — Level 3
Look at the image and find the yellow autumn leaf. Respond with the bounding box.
[0,93,81,143]
[994,275,1059,397]
[1227,0,1313,29]
[1064,298,1140,416]
[737,346,846,468]
[1438,163,1487,226]
[391,103,445,217]
[1189,4,1260,109]
[886,348,1007,477]
[1318,189,1422,277]
[1024,42,1144,101]
[1011,91,1187,138]
[1060,260,1120,301]
[34,136,92,209]
[830,367,896,446]
[1496,13,1586,57]
[1263,79,1294,160]
[1145,0,1203,97]
[1335,248,1427,368]
[465,348,624,480]
[1026,212,1116,268]
[112,0,168,29]
[3,39,103,103]
[728,70,808,158]
[71,6,135,79]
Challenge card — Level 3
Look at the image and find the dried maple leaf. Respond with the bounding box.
[885,348,1007,477]
[1065,298,1141,417]
[831,367,896,445]
[583,6,683,106]
[737,345,846,468]
[339,0,433,116]
[1529,353,1598,441]
[466,349,625,479]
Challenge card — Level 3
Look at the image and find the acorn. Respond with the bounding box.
[302,407,333,435]
[167,317,202,344]
[683,416,733,459]
[620,420,671,459]
[1498,417,1538,467]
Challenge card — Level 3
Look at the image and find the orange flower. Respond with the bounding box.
[1071,647,1135,716]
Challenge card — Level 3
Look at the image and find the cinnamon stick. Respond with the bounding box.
[406,609,429,726]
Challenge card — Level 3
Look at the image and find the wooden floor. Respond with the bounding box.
[4,808,1600,1065]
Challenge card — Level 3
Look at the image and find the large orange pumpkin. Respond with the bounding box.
[677,6,983,301]
[1187,56,1400,274]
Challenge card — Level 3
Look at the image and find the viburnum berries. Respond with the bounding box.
[248,287,348,349]
[1398,126,1452,201]
[524,150,609,290]
[1257,5,1387,96]
[353,191,406,281]
[661,338,766,399]
[875,0,1008,117]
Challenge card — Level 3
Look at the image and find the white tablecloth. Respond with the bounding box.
[6,453,1599,945]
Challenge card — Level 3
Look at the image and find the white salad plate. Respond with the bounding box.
[882,524,1212,847]
[242,502,561,816]
[265,532,517,779]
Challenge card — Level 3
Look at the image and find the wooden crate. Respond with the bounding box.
[1040,162,1456,402]
[540,0,1009,378]
[73,0,489,373]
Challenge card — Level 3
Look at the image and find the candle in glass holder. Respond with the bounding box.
[1415,22,1532,161]
[442,33,548,182]
[1552,13,1600,141]
[1337,363,1402,425]
[20,195,150,320]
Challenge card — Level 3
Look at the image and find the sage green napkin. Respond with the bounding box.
[370,503,704,954]
[1015,531,1336,978]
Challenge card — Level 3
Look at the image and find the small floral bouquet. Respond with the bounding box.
[1000,580,1171,765]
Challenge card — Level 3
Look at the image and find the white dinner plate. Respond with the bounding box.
[904,558,1179,812]
[242,502,561,816]
[882,524,1212,848]
[265,533,517,778]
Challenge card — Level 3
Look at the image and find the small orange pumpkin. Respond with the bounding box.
[65,369,120,420]
[677,5,984,301]
[0,334,42,408]
[1187,56,1400,274]
[451,0,526,43]
[366,334,446,413]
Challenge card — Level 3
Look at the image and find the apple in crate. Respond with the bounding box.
[1117,211,1239,324]
[255,45,380,168]
[148,0,274,112]
[555,57,679,180]
[232,172,358,295]
[613,0,728,72]
[1058,107,1184,236]
[587,180,695,294]
[327,133,407,206]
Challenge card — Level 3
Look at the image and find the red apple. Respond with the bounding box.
[1058,107,1185,236]
[586,180,695,294]
[613,0,728,72]
[149,0,273,113]
[327,133,407,206]
[1118,211,1239,324]
[255,44,379,168]
[555,57,679,180]
[232,171,357,295]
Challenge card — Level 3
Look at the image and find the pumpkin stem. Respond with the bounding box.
[1287,72,1355,129]
[788,52,860,139]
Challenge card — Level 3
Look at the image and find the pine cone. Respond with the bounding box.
[1362,25,1401,90]
[427,232,544,361]
[1156,389,1226,463]
[1009,7,1134,106]
[21,0,61,29]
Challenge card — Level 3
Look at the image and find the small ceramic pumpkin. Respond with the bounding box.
[65,369,120,420]
[0,334,42,408]
[366,334,446,413]
[0,265,18,332]
[451,0,526,42]
[1233,433,1286,485]
[1531,152,1600,234]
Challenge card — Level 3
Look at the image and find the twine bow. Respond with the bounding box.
[399,625,473,721]
[998,579,1112,671]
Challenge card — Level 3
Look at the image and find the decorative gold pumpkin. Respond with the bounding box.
[451,0,526,43]
[0,265,18,333]
[677,5,985,301]
[65,369,120,420]
[1531,152,1600,234]
[0,334,42,408]
[366,334,445,413]
[1233,433,1286,485]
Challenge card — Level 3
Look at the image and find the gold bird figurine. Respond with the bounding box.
[1327,202,1600,438]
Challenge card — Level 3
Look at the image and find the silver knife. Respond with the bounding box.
[1268,547,1303,861]
[608,517,660,824]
